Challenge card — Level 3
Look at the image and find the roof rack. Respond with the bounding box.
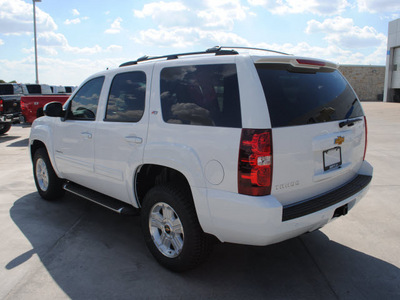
[218,46,291,56]
[119,46,238,67]
[118,46,290,68]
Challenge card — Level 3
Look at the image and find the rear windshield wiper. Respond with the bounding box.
[339,117,363,128]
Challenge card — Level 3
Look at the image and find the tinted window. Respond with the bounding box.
[0,84,13,95]
[160,64,241,128]
[256,64,363,128]
[69,76,104,120]
[26,84,41,94]
[105,71,146,122]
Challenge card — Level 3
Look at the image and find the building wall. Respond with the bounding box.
[339,65,385,101]
[384,18,400,102]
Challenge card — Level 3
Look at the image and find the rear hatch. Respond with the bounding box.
[255,58,366,206]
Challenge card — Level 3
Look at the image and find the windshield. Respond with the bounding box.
[255,64,364,128]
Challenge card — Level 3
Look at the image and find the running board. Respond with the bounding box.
[63,182,138,215]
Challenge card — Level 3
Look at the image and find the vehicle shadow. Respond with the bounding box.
[9,193,400,299]
[12,123,32,128]
[0,135,20,143]
[7,138,29,147]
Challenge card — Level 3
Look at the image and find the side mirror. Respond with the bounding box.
[44,101,64,117]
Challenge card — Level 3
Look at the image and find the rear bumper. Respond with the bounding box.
[201,160,373,246]
[0,112,22,123]
[282,174,371,221]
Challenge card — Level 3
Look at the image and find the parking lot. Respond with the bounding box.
[0,102,399,299]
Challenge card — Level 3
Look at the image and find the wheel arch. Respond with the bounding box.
[29,122,60,177]
[134,163,213,239]
[30,139,47,161]
[135,164,193,207]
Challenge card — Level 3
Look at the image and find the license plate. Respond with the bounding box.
[323,147,342,171]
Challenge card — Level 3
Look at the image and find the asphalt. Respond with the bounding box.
[0,102,399,299]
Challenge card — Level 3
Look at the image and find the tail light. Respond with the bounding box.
[238,129,273,196]
[20,100,25,112]
[363,116,368,161]
[0,99,3,112]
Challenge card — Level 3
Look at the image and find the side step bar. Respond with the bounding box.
[63,182,138,215]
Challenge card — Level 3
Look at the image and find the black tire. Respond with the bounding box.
[33,148,65,200]
[36,107,44,118]
[141,184,211,272]
[0,123,11,135]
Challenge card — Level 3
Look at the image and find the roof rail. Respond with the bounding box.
[216,46,291,56]
[119,47,239,67]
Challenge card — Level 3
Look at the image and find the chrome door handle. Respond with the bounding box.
[81,132,92,139]
[124,136,143,144]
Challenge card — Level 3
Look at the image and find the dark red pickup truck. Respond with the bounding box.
[21,95,70,123]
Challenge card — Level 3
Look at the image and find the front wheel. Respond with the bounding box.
[33,148,65,200]
[141,184,211,272]
[0,123,11,135]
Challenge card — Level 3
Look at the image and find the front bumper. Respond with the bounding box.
[202,160,373,246]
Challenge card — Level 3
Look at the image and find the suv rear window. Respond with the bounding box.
[256,64,363,128]
[160,64,241,128]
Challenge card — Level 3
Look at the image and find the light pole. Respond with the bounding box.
[33,0,41,84]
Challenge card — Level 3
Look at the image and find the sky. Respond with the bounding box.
[0,0,399,86]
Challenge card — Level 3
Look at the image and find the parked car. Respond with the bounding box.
[29,46,373,271]
[0,83,27,134]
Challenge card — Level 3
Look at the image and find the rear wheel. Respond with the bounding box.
[0,123,11,135]
[33,148,65,200]
[141,184,211,272]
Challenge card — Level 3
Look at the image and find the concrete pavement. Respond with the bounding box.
[0,102,399,299]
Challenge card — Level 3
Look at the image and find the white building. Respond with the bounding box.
[384,18,400,102]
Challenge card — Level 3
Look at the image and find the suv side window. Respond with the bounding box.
[69,76,104,121]
[105,71,146,122]
[160,64,242,128]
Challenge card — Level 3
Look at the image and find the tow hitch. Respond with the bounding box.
[333,204,348,218]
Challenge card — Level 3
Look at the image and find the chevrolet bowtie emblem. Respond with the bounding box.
[335,136,345,145]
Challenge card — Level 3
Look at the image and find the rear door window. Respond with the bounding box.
[160,64,242,128]
[105,71,146,123]
[255,64,363,128]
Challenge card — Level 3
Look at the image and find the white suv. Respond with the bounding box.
[29,46,373,271]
